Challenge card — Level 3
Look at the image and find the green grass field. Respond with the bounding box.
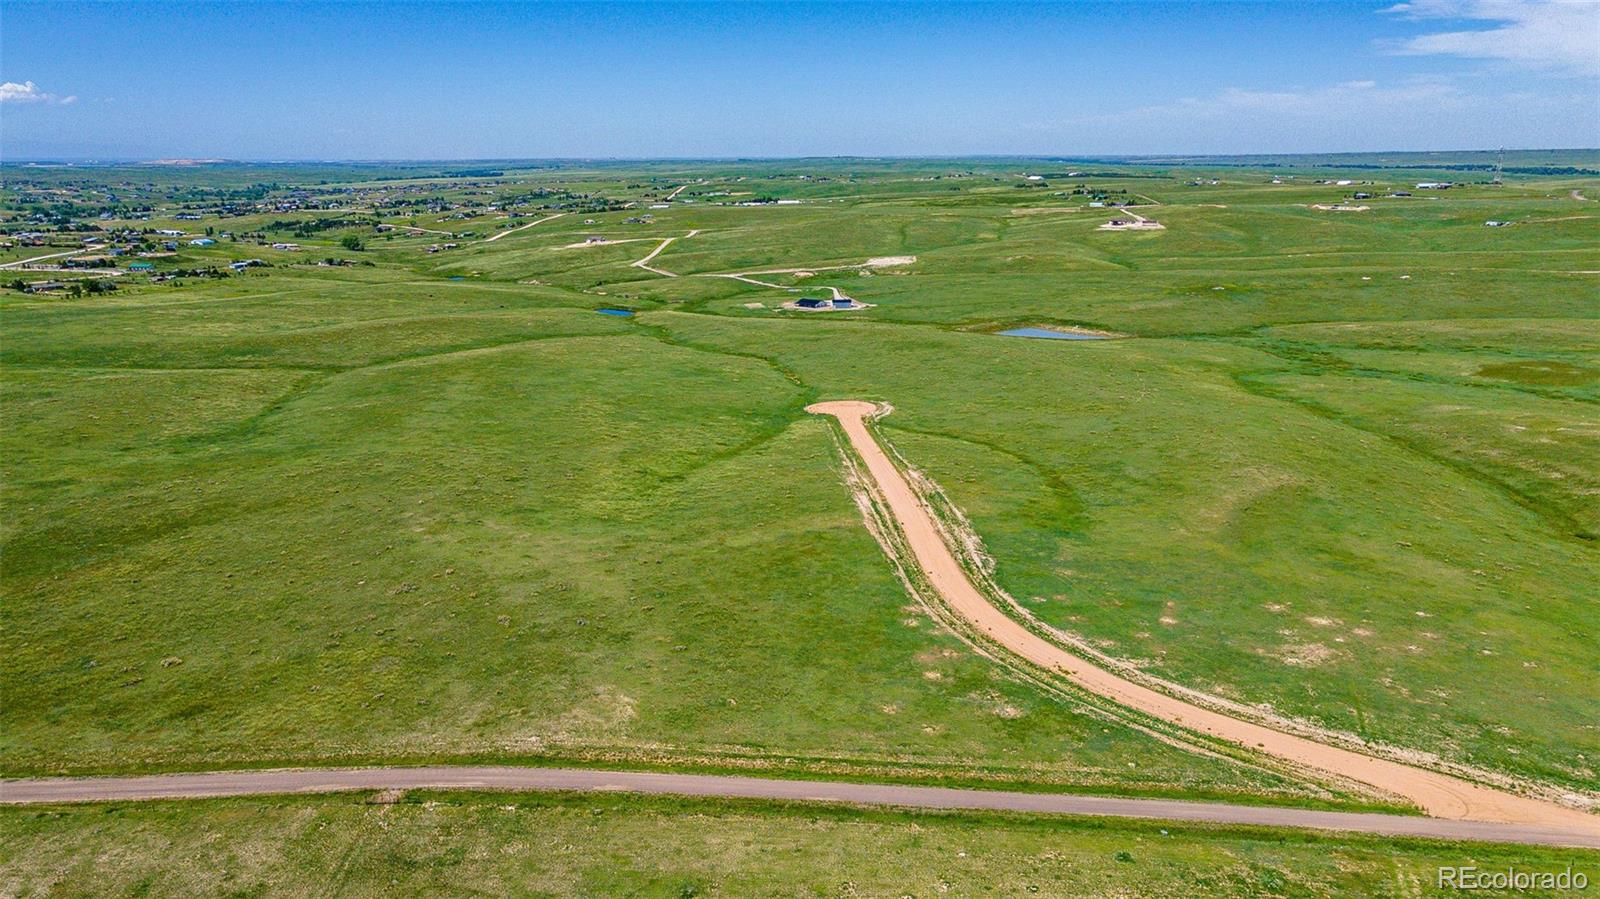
[3,156,1597,887]
[4,791,1595,897]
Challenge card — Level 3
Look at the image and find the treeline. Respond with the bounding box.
[263,216,377,237]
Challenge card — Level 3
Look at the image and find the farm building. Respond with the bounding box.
[189,238,216,246]
[128,262,154,272]
[795,298,828,309]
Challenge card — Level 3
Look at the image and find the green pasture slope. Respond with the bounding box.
[2,154,1597,887]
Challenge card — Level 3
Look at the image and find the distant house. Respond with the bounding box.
[795,298,828,309]
[832,298,854,308]
[585,235,607,244]
[1416,182,1452,190]
[1484,220,1512,227]
[24,281,67,293]
[189,238,216,247]
[156,229,184,237]
[128,262,154,272]
[1352,192,1371,200]
[1390,191,1412,197]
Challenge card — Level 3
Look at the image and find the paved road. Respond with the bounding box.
[3,766,1597,848]
[806,401,1600,840]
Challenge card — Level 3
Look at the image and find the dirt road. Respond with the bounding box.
[0,248,89,270]
[484,212,567,243]
[806,400,1600,838]
[631,229,700,276]
[710,255,915,298]
[3,766,1596,847]
[390,223,455,237]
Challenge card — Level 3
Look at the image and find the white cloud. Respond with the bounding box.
[1026,74,1596,154]
[0,81,77,105]
[1102,78,1466,124]
[1381,0,1600,76]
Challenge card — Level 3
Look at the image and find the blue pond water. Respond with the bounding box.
[596,308,635,317]
[999,327,1107,340]
[449,276,465,281]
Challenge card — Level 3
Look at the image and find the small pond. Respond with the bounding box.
[596,308,635,317]
[999,327,1108,341]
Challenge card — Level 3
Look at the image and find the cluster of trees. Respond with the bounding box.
[263,216,378,239]
[7,278,118,296]
[153,267,235,280]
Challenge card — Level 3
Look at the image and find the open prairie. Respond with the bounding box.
[3,155,1598,885]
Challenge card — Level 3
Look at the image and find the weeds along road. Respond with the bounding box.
[4,767,1599,848]
[805,400,1600,841]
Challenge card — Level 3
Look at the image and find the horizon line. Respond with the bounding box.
[3,147,1597,167]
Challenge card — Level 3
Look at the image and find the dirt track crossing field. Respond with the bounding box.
[483,212,567,242]
[631,229,701,276]
[4,766,1599,847]
[805,400,1600,840]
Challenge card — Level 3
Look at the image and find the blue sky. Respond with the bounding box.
[2,1,1595,159]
